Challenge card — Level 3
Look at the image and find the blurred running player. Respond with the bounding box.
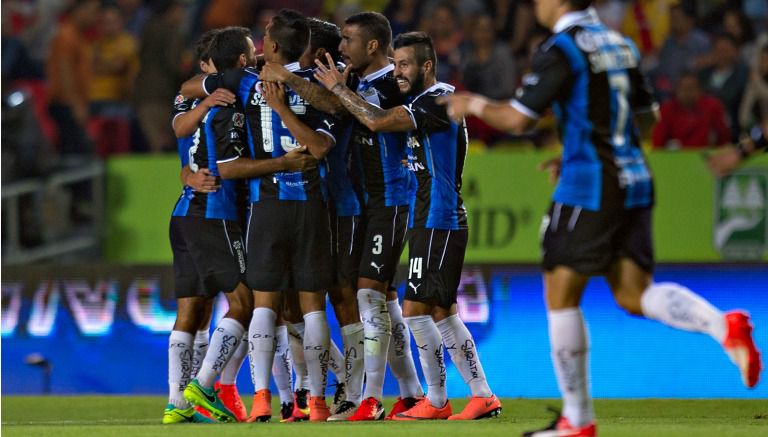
[442,1,762,435]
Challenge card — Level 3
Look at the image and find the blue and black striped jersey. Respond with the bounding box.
[348,64,411,208]
[403,83,468,230]
[513,9,656,211]
[172,100,247,221]
[204,63,337,203]
[324,116,365,217]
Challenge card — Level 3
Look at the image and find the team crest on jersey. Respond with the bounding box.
[174,94,186,105]
[575,31,598,52]
[232,112,245,128]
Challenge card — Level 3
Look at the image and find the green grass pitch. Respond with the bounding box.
[2,396,767,436]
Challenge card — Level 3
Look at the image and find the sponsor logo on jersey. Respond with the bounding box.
[232,112,245,128]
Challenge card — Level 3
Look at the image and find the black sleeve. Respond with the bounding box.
[628,67,657,112]
[409,93,451,132]
[303,106,338,144]
[212,106,246,162]
[514,44,572,117]
[203,68,246,95]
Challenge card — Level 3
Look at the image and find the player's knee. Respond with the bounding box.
[614,290,644,315]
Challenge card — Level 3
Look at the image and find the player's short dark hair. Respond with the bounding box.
[209,26,251,71]
[344,12,392,54]
[308,18,341,61]
[194,29,221,63]
[393,31,437,75]
[269,9,310,62]
[568,0,592,10]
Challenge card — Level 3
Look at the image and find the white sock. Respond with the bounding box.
[406,315,445,407]
[548,308,594,427]
[437,314,492,398]
[288,322,310,390]
[641,282,726,342]
[341,322,365,404]
[387,299,423,398]
[219,333,248,385]
[329,339,345,383]
[248,308,276,392]
[303,310,330,397]
[272,324,294,404]
[196,318,245,388]
[168,330,194,408]
[357,288,391,400]
[191,329,209,379]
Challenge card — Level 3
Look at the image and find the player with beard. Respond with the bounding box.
[260,11,422,421]
[314,31,501,421]
[441,1,762,435]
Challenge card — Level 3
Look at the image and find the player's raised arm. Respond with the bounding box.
[438,92,536,134]
[261,61,348,119]
[315,53,415,132]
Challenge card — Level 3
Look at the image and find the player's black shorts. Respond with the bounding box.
[541,202,654,275]
[404,227,468,309]
[358,205,409,284]
[331,214,364,286]
[246,199,334,292]
[169,216,246,299]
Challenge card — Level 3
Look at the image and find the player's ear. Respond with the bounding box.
[423,59,433,76]
[238,53,247,68]
[367,39,379,56]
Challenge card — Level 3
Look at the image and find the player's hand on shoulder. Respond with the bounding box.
[260,62,290,83]
[202,88,236,109]
[262,81,288,111]
[186,168,220,193]
[282,146,318,171]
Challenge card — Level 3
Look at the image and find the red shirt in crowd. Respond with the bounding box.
[652,95,731,148]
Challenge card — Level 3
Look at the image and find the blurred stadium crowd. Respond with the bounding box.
[3,0,767,162]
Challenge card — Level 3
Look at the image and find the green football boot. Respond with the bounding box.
[183,379,236,422]
[162,403,216,424]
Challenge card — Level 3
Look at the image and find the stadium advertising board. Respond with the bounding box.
[105,151,768,264]
[3,264,766,398]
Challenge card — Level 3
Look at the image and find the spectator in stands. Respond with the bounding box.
[699,33,748,141]
[483,0,536,58]
[461,14,517,100]
[621,0,675,57]
[201,0,251,30]
[423,1,465,85]
[722,8,758,67]
[46,0,101,156]
[117,0,150,38]
[652,71,731,149]
[383,0,421,37]
[653,3,710,101]
[133,0,186,153]
[88,5,140,157]
[739,44,768,132]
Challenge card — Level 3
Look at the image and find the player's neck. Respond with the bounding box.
[361,55,391,78]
